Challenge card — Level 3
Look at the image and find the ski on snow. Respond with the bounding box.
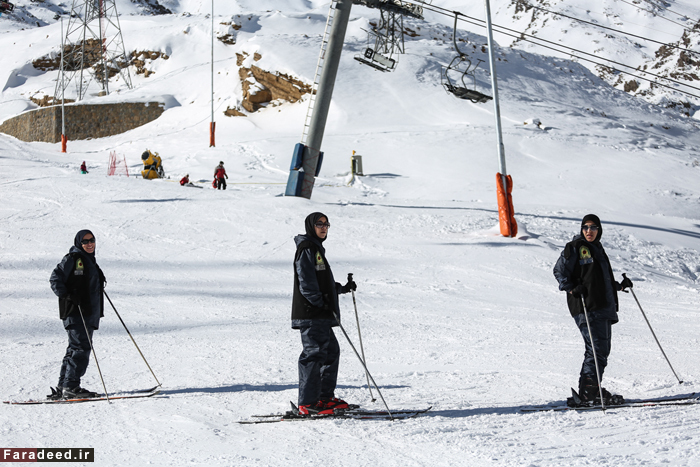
[238,403,432,424]
[520,392,699,412]
[4,386,161,405]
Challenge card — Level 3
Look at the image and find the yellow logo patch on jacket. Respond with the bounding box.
[579,246,593,265]
[315,251,326,271]
[74,258,84,275]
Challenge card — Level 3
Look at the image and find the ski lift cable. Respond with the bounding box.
[614,0,696,30]
[462,11,700,99]
[480,12,700,95]
[521,2,700,58]
[508,30,700,100]
[417,1,700,61]
[564,1,691,39]
[418,3,700,94]
[633,0,700,27]
[418,4,700,100]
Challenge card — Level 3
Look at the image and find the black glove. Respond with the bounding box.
[67,292,80,305]
[571,285,587,299]
[345,279,357,292]
[321,294,333,312]
[620,277,633,290]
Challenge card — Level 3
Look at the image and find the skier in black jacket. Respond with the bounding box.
[292,212,356,415]
[49,230,106,399]
[553,214,633,406]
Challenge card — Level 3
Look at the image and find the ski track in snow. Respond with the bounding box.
[2,1,700,465]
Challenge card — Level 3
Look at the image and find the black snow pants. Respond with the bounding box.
[574,314,612,389]
[217,177,227,190]
[58,323,94,389]
[297,320,340,406]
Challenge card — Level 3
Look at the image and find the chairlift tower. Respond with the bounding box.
[285,0,355,199]
[284,0,427,198]
[353,0,424,72]
[54,0,132,102]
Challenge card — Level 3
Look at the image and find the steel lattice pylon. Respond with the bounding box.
[352,0,424,72]
[54,0,132,102]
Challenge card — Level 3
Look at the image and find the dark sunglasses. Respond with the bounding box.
[582,225,599,232]
[315,222,331,229]
[81,237,96,244]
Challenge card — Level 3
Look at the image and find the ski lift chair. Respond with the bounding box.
[0,1,15,13]
[442,13,492,104]
[442,55,492,104]
[354,27,398,72]
[354,46,397,72]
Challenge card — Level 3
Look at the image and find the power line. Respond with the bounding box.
[415,3,700,100]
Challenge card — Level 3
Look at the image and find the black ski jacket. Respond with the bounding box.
[291,234,349,328]
[50,246,105,330]
[553,235,620,322]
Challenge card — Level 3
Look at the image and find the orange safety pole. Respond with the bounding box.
[496,172,517,237]
[210,0,215,148]
[61,134,67,153]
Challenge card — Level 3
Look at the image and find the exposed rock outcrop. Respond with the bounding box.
[228,52,312,116]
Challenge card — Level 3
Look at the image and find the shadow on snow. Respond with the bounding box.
[329,202,700,241]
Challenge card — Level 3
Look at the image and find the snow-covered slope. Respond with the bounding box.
[434,0,700,108]
[1,1,700,466]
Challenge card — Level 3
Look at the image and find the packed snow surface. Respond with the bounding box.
[1,1,700,465]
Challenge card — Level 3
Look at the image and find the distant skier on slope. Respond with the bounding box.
[80,161,89,174]
[214,161,228,190]
[292,212,357,415]
[180,174,190,186]
[49,230,106,400]
[553,214,633,407]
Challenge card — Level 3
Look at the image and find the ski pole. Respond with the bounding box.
[77,305,110,402]
[104,291,162,387]
[332,310,393,420]
[622,274,683,384]
[348,273,375,402]
[581,297,606,411]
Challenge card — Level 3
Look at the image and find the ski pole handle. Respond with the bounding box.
[348,273,353,281]
[621,273,630,293]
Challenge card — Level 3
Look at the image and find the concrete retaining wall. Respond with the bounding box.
[0,102,165,143]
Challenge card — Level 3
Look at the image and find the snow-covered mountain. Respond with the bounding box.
[1,1,700,465]
[499,0,700,108]
[3,0,700,109]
